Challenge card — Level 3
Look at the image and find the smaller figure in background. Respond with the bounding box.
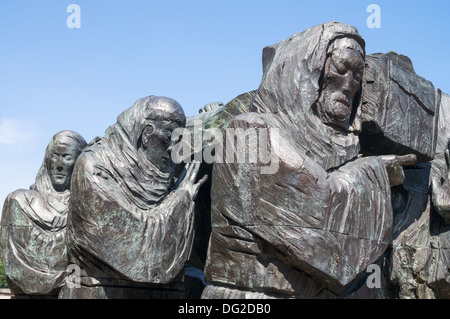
[0,131,87,298]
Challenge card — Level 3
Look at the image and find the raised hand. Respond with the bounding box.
[379,154,417,187]
[51,215,67,229]
[177,161,208,201]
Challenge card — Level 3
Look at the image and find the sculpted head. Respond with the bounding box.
[140,96,186,173]
[317,37,365,131]
[45,131,87,192]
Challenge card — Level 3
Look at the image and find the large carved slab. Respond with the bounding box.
[183,92,255,270]
[428,93,450,297]
[390,93,450,299]
[360,52,440,162]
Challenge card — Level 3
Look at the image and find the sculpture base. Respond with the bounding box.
[58,275,204,299]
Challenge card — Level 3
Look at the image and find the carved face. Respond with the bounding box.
[48,136,79,192]
[318,38,364,130]
[142,119,179,173]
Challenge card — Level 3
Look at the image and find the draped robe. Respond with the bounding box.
[61,97,196,298]
[202,22,393,298]
[0,131,85,297]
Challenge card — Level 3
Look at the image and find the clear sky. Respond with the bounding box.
[1,0,450,209]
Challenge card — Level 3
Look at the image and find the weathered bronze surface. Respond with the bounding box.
[2,22,450,299]
[59,96,207,299]
[202,22,411,298]
[0,131,87,298]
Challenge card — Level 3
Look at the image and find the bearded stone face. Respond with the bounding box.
[318,38,365,131]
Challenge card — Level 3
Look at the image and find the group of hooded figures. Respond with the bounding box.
[2,22,450,299]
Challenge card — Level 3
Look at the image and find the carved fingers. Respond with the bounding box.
[178,161,208,201]
[51,215,67,229]
[379,154,417,187]
[192,174,208,200]
[379,154,417,167]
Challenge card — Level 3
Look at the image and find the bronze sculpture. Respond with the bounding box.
[2,21,450,300]
[202,22,415,299]
[0,131,86,298]
[59,96,207,298]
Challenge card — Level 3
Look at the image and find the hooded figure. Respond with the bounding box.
[60,96,207,299]
[251,21,365,170]
[202,22,407,298]
[0,131,87,298]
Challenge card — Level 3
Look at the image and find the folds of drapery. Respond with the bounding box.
[0,190,68,295]
[205,113,392,295]
[66,97,196,284]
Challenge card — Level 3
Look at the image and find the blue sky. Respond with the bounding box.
[1,0,450,208]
